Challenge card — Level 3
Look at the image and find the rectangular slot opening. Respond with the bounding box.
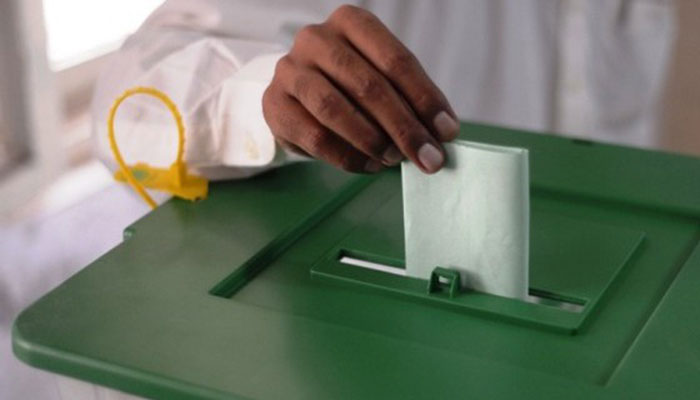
[339,254,586,313]
[339,255,406,276]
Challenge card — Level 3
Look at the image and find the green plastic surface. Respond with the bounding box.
[13,123,700,399]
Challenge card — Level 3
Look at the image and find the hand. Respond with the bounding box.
[262,5,459,174]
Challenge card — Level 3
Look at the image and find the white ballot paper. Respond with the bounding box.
[402,140,529,300]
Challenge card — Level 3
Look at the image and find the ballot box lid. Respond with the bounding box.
[13,123,700,400]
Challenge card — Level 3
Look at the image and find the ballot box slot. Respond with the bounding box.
[338,255,406,276]
[338,251,586,312]
[310,247,591,334]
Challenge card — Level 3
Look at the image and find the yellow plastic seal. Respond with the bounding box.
[108,86,208,209]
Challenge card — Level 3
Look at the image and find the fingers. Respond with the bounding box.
[263,87,383,173]
[263,5,457,175]
[327,5,460,142]
[292,24,444,173]
[275,56,401,165]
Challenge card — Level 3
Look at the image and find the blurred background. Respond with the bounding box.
[1,1,164,399]
[0,0,699,399]
[0,0,164,217]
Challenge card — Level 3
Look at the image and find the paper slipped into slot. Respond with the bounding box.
[402,140,529,300]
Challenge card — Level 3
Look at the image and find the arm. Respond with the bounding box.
[93,1,458,181]
[91,0,345,179]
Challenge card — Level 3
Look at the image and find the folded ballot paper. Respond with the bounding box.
[402,140,529,300]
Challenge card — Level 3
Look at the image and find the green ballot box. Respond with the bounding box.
[12,123,700,399]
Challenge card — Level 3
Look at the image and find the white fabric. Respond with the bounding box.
[91,0,676,180]
[402,141,529,300]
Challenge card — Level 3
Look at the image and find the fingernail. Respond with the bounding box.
[417,143,444,173]
[382,145,403,165]
[433,111,459,141]
[365,159,384,173]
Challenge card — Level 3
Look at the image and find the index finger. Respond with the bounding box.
[327,5,460,142]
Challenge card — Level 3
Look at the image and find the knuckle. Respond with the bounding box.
[393,120,420,144]
[329,46,355,69]
[292,73,312,100]
[330,4,361,22]
[315,91,343,120]
[274,55,294,78]
[354,75,383,100]
[332,4,377,27]
[305,126,330,155]
[295,24,322,45]
[413,91,437,114]
[383,51,415,77]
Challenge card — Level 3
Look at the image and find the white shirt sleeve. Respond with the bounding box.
[90,0,346,180]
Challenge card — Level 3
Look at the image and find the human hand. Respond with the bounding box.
[262,5,459,174]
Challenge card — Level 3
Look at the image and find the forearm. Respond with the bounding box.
[90,0,340,179]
